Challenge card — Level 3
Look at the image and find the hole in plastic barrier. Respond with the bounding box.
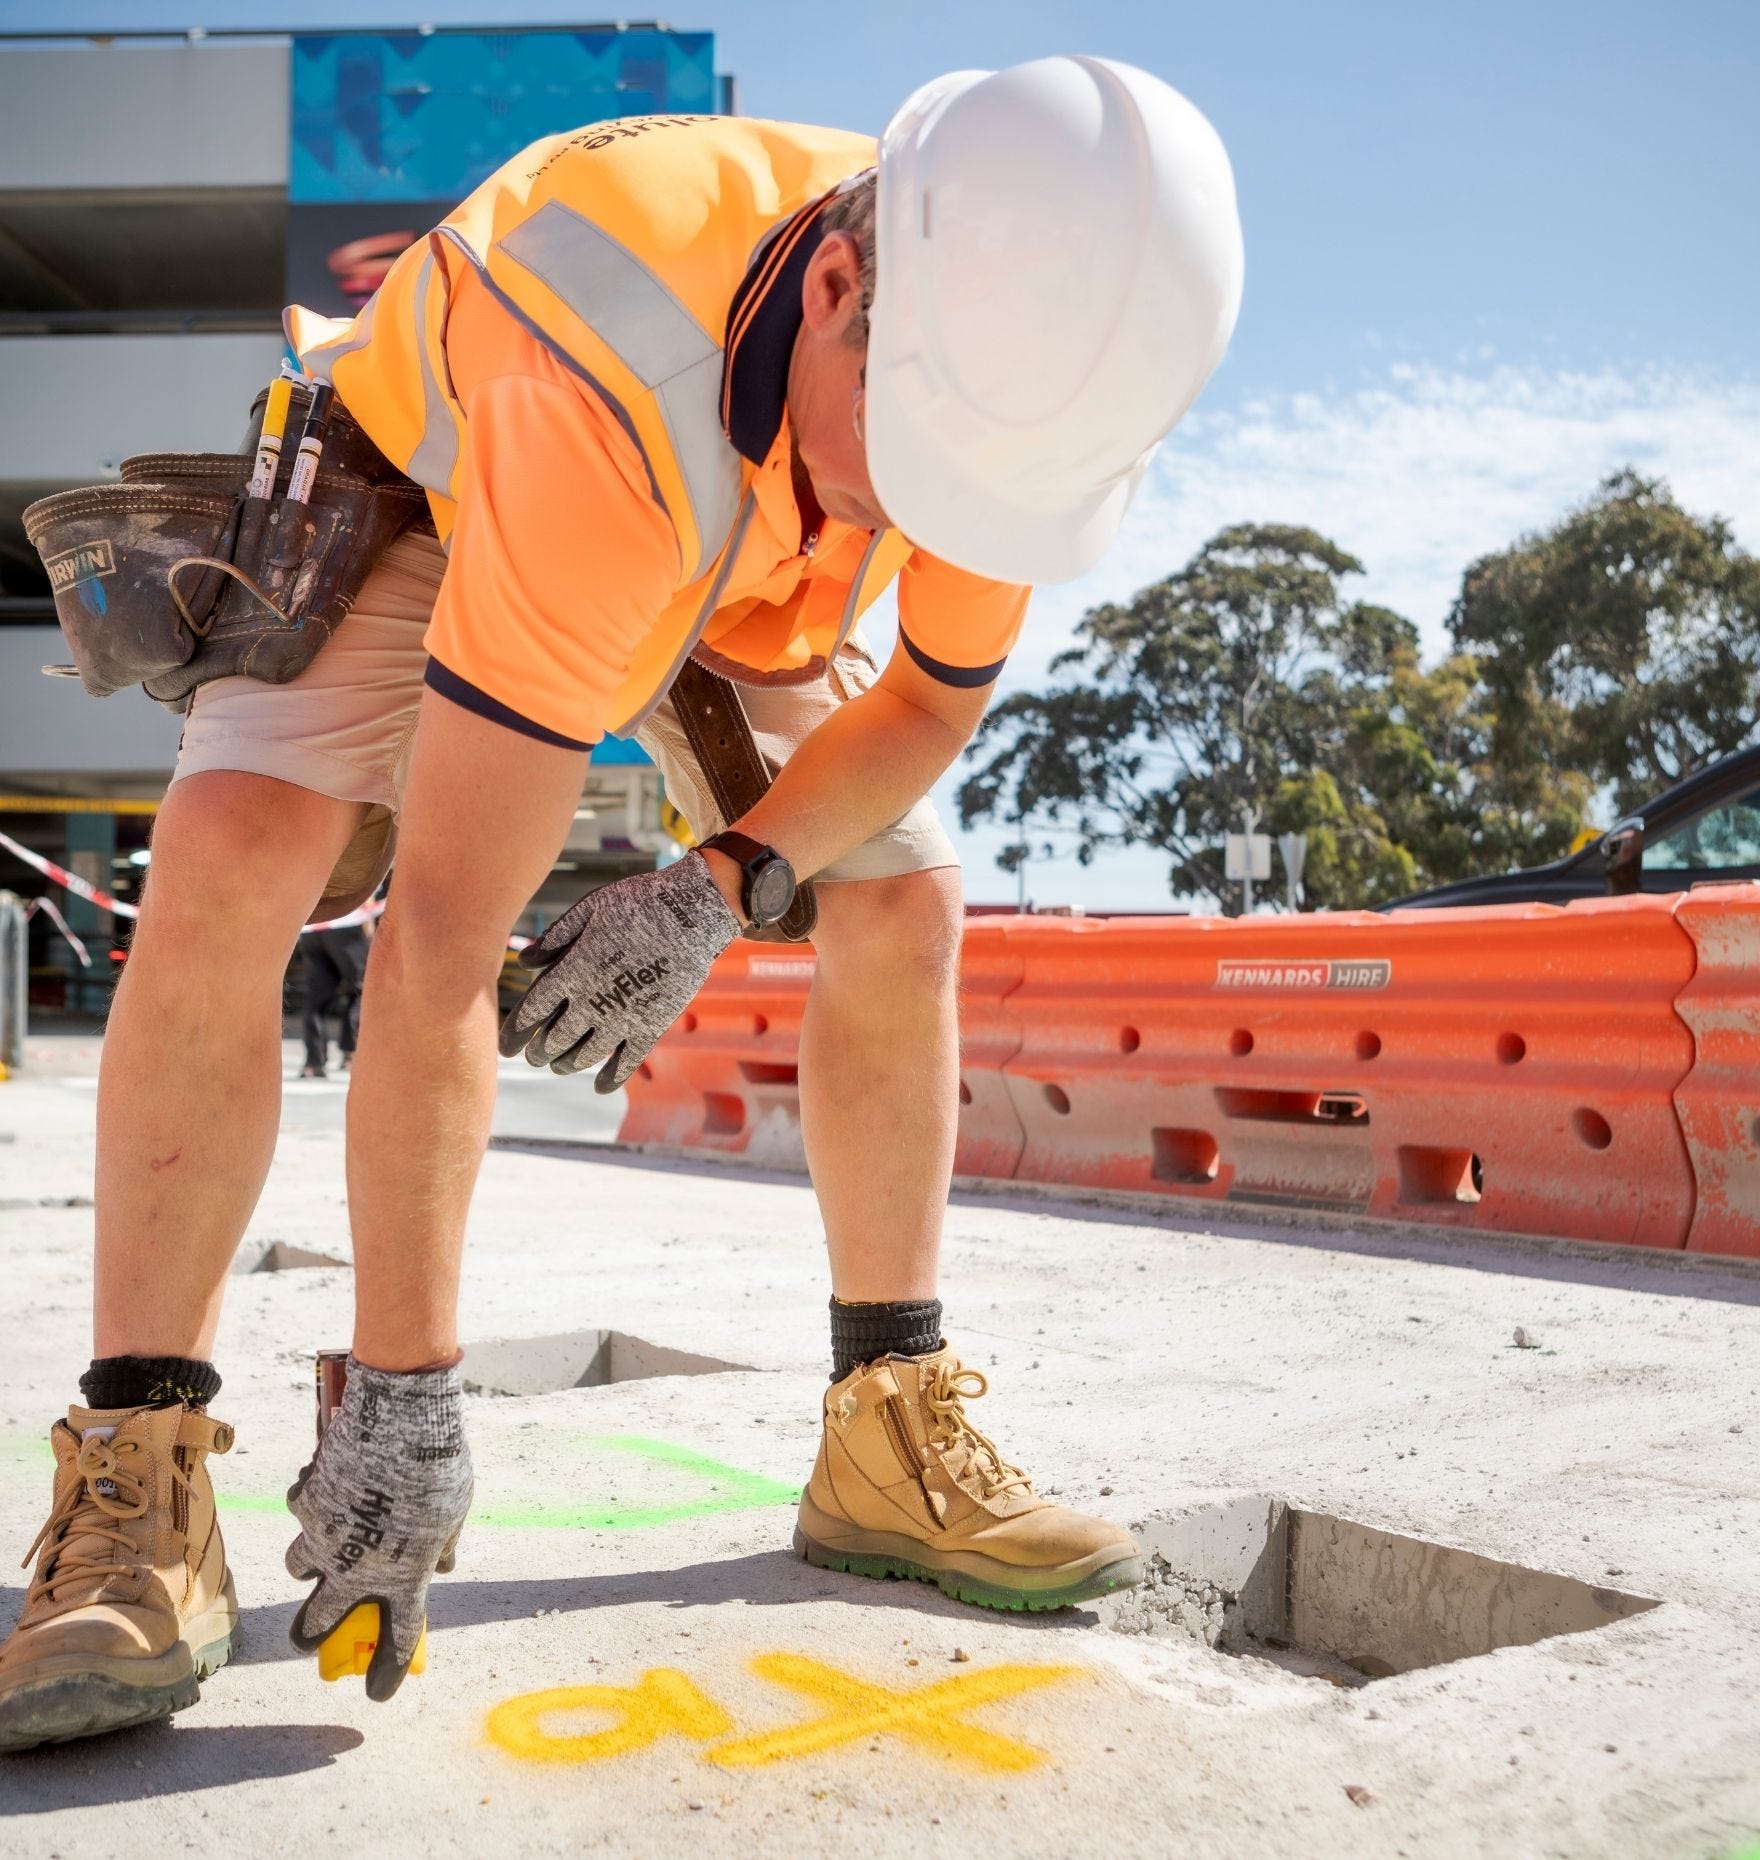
[1152,1128,1221,1186]
[1354,1031,1382,1061]
[1497,1032,1527,1066]
[702,1091,745,1137]
[1215,1088,1369,1126]
[752,1012,769,1036]
[957,1079,973,1106]
[1119,1026,1142,1054]
[1228,1029,1255,1058]
[1043,1083,1072,1116]
[737,1061,799,1087]
[1573,1108,1613,1151]
[1397,1146,1482,1205]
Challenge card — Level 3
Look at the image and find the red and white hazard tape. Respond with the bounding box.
[0,827,385,935]
[23,894,92,968]
[0,827,138,918]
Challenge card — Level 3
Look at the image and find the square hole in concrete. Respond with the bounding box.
[1109,1495,1660,1683]
[231,1240,351,1274]
[461,1329,752,1397]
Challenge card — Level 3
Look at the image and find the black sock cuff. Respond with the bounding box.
[829,1297,944,1381]
[80,1355,223,1412]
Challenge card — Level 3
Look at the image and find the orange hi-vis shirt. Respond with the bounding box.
[283,114,1031,749]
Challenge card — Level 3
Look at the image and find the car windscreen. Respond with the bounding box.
[1643,781,1760,881]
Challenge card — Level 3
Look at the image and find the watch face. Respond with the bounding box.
[749,857,797,925]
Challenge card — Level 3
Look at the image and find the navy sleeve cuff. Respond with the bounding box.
[898,628,1008,689]
[424,659,595,751]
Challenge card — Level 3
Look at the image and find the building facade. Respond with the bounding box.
[0,26,731,1010]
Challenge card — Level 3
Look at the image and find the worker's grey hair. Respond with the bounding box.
[819,168,878,349]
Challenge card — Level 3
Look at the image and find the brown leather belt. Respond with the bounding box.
[667,656,818,943]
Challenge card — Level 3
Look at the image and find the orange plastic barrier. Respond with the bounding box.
[618,941,816,1159]
[949,919,1030,1179]
[993,899,1698,1248]
[1672,885,1760,1258]
[618,892,1760,1257]
[616,923,1031,1173]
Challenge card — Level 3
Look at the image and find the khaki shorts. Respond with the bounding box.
[171,527,957,917]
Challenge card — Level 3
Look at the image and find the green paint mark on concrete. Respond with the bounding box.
[215,1492,293,1516]
[203,1435,798,1531]
[469,1436,799,1532]
[6,1431,797,1532]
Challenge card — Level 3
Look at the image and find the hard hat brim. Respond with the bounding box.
[866,383,1136,587]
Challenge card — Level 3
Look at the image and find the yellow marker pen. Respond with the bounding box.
[247,374,294,500]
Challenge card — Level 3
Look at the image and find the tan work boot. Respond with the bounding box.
[796,1345,1143,1611]
[0,1403,239,1752]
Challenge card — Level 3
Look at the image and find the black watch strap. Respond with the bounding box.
[699,829,770,869]
[700,830,798,930]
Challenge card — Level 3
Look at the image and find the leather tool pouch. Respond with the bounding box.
[23,385,432,714]
[668,657,818,944]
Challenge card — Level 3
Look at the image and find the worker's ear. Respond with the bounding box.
[800,232,863,340]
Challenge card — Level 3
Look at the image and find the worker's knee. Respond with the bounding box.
[368,870,508,1006]
[132,773,356,960]
[810,867,964,999]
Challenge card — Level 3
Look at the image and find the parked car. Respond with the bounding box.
[1389,742,1760,909]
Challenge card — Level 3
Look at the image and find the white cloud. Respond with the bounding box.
[883,362,1760,909]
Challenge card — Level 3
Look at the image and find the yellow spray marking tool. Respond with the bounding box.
[310,1348,430,1685]
[318,1604,428,1682]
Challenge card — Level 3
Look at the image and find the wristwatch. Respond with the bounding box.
[698,830,799,929]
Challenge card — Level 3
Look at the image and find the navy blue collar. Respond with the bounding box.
[720,194,834,465]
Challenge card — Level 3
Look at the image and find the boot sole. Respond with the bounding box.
[0,1574,239,1754]
[794,1503,1144,1613]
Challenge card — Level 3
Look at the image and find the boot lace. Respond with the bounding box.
[922,1362,1033,1502]
[20,1435,190,1606]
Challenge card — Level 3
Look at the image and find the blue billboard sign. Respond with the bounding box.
[285,26,729,314]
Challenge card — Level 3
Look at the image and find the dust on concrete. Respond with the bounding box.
[2,1039,1759,1859]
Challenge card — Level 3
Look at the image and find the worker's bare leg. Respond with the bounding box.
[343,694,586,1371]
[94,772,364,1356]
[797,866,963,1300]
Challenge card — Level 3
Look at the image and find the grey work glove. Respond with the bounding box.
[285,1357,473,1701]
[499,851,740,1089]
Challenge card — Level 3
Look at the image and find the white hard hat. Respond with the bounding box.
[865,56,1244,586]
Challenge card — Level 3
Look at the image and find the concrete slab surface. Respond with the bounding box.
[2,1038,1758,1859]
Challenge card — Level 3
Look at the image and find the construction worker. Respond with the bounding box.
[0,56,1242,1743]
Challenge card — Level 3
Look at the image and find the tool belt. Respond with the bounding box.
[668,657,818,944]
[23,382,432,714]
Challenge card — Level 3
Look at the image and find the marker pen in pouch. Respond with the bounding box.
[246,373,295,500]
[284,380,336,505]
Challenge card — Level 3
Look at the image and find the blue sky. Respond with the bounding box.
[8,1,1759,904]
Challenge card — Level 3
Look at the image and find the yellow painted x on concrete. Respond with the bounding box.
[707,1653,1081,1772]
[487,1668,733,1764]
